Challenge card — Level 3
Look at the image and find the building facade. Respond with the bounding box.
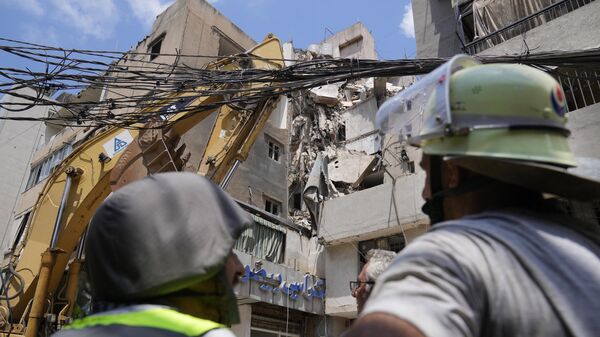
[0,87,54,253]
[0,1,328,336]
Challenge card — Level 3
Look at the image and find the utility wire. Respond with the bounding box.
[1,37,600,129]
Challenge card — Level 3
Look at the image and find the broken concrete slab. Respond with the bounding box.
[328,150,376,184]
[309,84,340,105]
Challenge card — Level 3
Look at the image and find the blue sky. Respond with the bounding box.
[0,0,416,71]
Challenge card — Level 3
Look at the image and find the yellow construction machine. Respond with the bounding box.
[0,35,284,337]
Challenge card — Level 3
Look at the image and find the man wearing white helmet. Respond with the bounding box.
[345,56,600,337]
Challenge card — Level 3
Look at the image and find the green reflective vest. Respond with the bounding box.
[64,306,224,337]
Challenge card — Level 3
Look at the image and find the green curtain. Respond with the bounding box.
[234,214,285,263]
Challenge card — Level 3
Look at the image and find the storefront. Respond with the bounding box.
[233,251,325,337]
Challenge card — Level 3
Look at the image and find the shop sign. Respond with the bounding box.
[240,265,325,300]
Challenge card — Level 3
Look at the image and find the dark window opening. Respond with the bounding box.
[148,36,164,61]
[212,26,245,57]
[267,140,281,162]
[337,123,346,142]
[265,198,282,216]
[292,193,302,211]
[457,1,475,43]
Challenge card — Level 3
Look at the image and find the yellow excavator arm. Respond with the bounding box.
[0,35,284,337]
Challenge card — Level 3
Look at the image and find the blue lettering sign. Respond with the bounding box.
[240,265,325,300]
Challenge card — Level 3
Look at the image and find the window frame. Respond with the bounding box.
[267,138,282,163]
[148,34,165,61]
[264,197,282,217]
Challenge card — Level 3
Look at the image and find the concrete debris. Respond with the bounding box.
[328,149,376,185]
[386,82,404,96]
[287,46,412,229]
[309,84,341,105]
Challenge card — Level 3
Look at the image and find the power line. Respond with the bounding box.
[1,37,599,129]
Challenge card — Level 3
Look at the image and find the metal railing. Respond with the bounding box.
[463,0,596,55]
[555,68,600,112]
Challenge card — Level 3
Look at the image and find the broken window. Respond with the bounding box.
[267,139,282,162]
[358,233,406,265]
[148,35,164,61]
[265,197,282,216]
[212,26,244,56]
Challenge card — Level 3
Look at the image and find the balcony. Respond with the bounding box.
[318,173,428,246]
[460,0,596,55]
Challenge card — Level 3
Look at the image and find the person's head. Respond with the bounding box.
[377,55,600,224]
[85,172,253,325]
[352,249,396,314]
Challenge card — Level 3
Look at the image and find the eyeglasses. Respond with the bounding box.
[349,280,375,292]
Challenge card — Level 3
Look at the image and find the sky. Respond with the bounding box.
[0,0,416,71]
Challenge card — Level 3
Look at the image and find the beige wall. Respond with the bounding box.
[321,22,377,60]
[0,88,49,251]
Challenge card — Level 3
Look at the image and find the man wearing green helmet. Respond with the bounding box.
[345,56,600,337]
[51,172,253,337]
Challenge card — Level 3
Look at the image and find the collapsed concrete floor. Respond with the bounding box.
[286,47,412,230]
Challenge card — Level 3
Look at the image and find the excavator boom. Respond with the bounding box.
[0,35,284,337]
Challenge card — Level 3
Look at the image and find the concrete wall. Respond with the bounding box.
[230,304,252,337]
[319,172,427,245]
[321,22,377,60]
[342,95,379,154]
[567,102,600,180]
[324,243,358,318]
[411,0,463,58]
[0,88,48,252]
[225,122,289,217]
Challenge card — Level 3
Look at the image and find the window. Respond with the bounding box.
[234,214,286,263]
[264,197,282,216]
[26,144,73,190]
[292,193,302,211]
[148,36,164,61]
[359,234,406,264]
[267,139,281,162]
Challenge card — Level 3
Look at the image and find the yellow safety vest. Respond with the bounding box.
[64,306,224,336]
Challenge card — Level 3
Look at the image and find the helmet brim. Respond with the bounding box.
[446,156,600,201]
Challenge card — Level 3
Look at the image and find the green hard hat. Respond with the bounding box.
[422,62,574,167]
[376,55,600,201]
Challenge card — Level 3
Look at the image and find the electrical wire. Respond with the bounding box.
[1,38,599,129]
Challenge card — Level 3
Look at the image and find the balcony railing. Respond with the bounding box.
[463,0,595,55]
[554,68,600,112]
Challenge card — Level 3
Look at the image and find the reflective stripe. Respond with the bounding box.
[65,307,223,336]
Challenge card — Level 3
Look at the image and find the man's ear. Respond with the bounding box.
[443,161,461,188]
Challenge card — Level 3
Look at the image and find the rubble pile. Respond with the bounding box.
[287,49,412,228]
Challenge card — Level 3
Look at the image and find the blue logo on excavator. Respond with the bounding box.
[114,138,128,153]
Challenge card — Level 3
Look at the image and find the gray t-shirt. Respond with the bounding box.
[362,209,600,337]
